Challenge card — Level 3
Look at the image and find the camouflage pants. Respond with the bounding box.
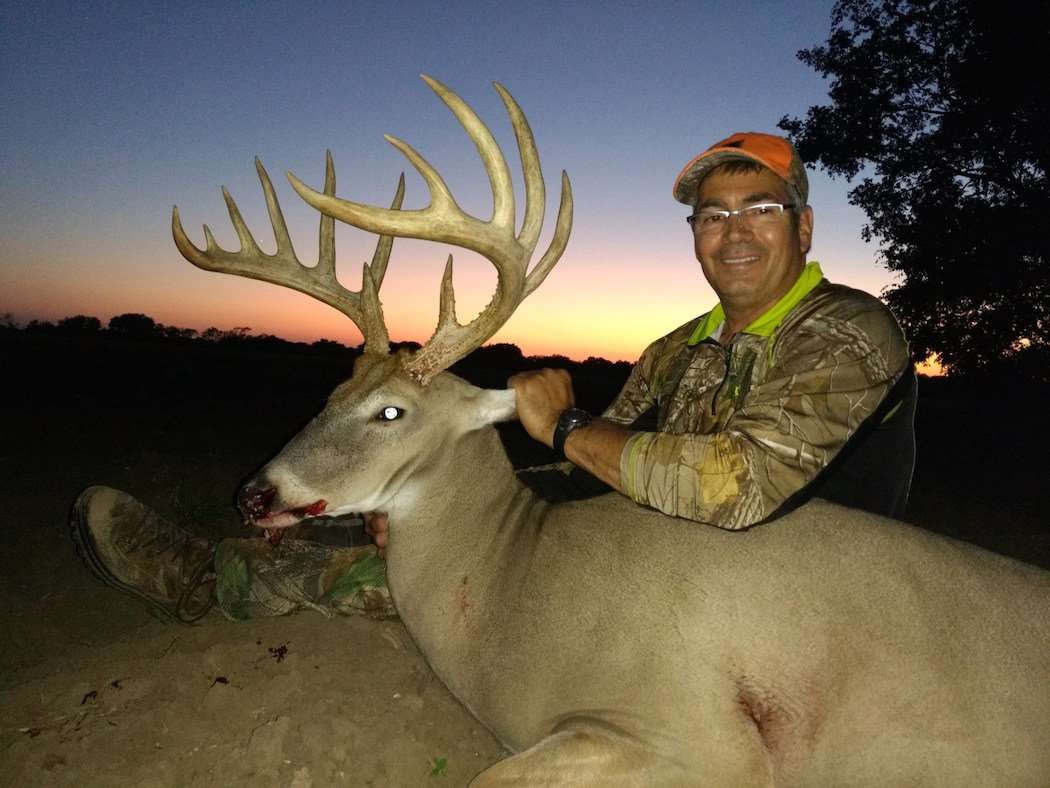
[212,538,395,621]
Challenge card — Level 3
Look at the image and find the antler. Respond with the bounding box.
[171,153,405,355]
[286,75,573,384]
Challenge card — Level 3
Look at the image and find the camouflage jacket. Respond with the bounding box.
[603,262,910,529]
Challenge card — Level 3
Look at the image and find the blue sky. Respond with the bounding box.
[1,0,893,361]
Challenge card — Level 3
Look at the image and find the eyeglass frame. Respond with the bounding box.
[686,202,797,233]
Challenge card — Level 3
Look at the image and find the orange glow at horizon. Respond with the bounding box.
[915,355,944,377]
[5,231,911,367]
[5,234,718,363]
[5,247,922,367]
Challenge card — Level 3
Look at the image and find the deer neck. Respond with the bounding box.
[381,424,539,619]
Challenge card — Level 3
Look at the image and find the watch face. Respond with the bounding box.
[561,408,592,429]
[554,408,593,456]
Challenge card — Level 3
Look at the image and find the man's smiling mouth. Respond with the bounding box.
[718,246,762,265]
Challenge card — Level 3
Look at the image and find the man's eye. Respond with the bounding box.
[377,406,403,421]
[701,212,725,225]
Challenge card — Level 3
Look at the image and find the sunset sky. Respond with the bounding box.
[2,0,902,363]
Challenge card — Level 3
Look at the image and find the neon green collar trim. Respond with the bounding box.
[687,261,825,345]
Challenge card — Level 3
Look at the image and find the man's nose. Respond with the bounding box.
[724,212,753,239]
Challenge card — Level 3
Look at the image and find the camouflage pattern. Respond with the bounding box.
[213,538,395,621]
[604,271,909,529]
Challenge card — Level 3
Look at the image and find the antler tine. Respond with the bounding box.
[172,156,405,355]
[422,75,516,234]
[368,172,406,288]
[287,76,573,385]
[491,80,573,298]
[492,81,544,255]
[523,170,573,300]
[316,152,337,284]
[492,80,575,300]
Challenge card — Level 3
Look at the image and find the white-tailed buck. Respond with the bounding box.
[173,76,1050,786]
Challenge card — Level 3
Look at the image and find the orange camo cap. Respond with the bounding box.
[672,131,809,208]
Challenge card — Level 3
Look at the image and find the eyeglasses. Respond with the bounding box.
[686,202,795,234]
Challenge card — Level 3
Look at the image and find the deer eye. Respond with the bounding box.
[377,406,403,422]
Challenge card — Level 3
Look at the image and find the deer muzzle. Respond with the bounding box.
[238,482,328,535]
[237,484,277,523]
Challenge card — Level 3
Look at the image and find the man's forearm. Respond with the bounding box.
[562,418,632,493]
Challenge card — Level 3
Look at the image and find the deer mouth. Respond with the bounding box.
[251,500,329,545]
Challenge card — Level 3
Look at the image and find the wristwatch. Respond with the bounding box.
[552,407,593,458]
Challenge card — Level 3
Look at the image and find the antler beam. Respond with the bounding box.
[286,75,573,384]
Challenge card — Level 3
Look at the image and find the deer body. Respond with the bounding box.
[172,77,1050,785]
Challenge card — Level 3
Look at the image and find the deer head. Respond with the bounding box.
[171,76,572,535]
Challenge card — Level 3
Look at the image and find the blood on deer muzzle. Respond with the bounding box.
[237,484,276,523]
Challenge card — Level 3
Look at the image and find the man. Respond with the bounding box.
[504,131,915,529]
[73,132,915,622]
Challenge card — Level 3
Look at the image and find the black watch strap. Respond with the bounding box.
[552,408,593,458]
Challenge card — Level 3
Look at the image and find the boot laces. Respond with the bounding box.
[136,513,215,623]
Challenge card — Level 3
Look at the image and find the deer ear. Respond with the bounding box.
[465,387,518,429]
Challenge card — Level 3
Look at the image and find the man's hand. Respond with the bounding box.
[363,512,389,559]
[510,368,631,492]
[507,368,575,448]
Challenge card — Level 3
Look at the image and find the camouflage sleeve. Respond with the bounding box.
[619,302,909,529]
[599,338,660,426]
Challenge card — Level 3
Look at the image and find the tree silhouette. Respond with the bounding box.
[108,313,159,337]
[163,325,199,341]
[780,0,1049,379]
[58,315,102,334]
[468,343,525,368]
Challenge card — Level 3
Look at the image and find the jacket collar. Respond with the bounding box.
[687,261,825,346]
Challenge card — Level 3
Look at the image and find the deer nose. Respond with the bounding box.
[238,485,277,522]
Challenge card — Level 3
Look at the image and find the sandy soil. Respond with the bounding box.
[1,451,506,788]
[1,335,1047,787]
[1,611,504,787]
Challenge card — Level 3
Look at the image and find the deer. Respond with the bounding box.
[172,76,1050,787]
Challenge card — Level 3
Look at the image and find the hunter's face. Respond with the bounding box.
[693,167,813,328]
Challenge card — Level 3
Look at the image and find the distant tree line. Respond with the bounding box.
[1,312,633,377]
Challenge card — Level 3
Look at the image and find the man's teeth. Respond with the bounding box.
[723,255,759,264]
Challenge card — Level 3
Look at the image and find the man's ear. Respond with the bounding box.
[464,387,517,430]
[798,205,814,256]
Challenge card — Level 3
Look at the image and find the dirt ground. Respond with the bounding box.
[1,334,1047,787]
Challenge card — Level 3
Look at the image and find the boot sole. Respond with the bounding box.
[70,490,182,624]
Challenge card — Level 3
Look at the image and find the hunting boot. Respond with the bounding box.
[70,486,216,624]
